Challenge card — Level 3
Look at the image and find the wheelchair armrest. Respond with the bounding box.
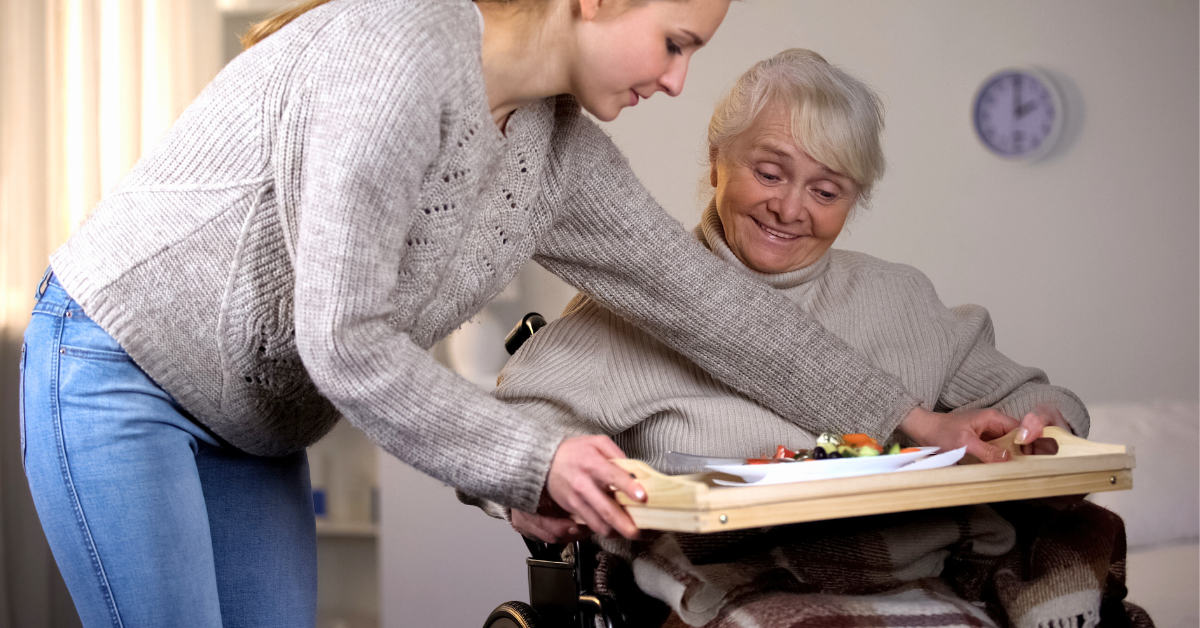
[522,534,565,562]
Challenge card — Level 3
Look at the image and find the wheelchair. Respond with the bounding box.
[482,313,628,628]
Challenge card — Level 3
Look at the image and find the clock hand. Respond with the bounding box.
[1012,75,1020,118]
[1016,101,1038,119]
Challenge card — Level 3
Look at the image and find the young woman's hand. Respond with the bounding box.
[899,406,1021,463]
[510,508,592,544]
[544,435,645,539]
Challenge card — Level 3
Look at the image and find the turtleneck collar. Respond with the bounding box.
[695,199,831,290]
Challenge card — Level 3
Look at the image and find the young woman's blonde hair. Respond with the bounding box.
[241,0,334,49]
[241,0,677,50]
[708,48,886,208]
[240,0,550,49]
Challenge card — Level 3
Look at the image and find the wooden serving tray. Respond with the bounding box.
[613,427,1133,533]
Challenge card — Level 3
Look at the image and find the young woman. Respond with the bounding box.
[20,0,1002,625]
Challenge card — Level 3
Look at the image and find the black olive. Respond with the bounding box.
[813,448,826,460]
[827,452,842,459]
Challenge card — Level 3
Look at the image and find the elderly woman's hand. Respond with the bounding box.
[899,406,1021,463]
[510,508,592,544]
[1013,404,1073,455]
[544,434,645,540]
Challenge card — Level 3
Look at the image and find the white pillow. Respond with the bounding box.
[1085,401,1199,548]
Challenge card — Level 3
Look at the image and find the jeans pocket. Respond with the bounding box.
[59,346,133,362]
[59,310,132,362]
[19,342,27,473]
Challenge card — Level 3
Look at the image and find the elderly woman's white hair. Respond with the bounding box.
[708,48,886,208]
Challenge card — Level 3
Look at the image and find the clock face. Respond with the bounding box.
[973,70,1062,160]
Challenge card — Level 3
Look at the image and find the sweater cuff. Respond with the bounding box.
[993,386,1090,439]
[455,489,511,520]
[877,387,924,442]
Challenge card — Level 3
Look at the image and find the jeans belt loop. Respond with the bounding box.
[35,267,53,301]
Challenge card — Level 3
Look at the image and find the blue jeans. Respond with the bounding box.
[20,272,317,628]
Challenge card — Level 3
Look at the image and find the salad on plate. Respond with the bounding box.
[666,433,966,486]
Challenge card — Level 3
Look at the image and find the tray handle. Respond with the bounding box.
[611,459,705,508]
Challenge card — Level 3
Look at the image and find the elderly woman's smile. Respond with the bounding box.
[711,103,859,275]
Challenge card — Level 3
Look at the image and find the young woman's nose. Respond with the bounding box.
[658,56,689,97]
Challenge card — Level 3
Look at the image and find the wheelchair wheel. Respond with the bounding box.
[483,601,542,628]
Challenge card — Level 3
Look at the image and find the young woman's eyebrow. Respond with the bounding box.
[681,29,705,46]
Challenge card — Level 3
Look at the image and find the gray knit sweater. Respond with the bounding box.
[494,202,1089,475]
[48,0,917,511]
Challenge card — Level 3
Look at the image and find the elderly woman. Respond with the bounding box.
[496,48,1086,477]
[478,49,1152,628]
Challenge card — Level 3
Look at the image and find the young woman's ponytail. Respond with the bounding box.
[241,0,553,50]
[241,0,336,50]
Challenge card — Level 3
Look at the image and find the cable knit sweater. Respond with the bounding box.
[494,202,1089,475]
[48,0,919,511]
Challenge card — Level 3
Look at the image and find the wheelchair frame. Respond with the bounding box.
[488,538,625,628]
[483,313,625,628]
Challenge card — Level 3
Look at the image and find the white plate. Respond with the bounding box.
[708,447,943,486]
[895,447,966,472]
[664,451,752,467]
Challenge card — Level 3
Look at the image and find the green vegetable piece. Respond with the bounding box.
[836,444,857,457]
[887,443,901,455]
[857,445,880,457]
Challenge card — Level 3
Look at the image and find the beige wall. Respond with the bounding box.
[383,2,1199,626]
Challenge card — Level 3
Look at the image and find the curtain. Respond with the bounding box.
[0,1,220,625]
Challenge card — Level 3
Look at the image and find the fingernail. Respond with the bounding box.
[1015,428,1030,445]
[635,489,646,501]
[568,527,579,535]
[1000,450,1011,461]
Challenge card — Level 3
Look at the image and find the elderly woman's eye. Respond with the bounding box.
[756,170,781,182]
[666,39,682,55]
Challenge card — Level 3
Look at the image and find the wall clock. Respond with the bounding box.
[972,68,1064,161]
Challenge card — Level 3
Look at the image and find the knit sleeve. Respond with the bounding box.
[292,9,561,513]
[532,103,919,442]
[929,298,1090,437]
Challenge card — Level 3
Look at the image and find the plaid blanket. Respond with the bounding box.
[594,501,1153,628]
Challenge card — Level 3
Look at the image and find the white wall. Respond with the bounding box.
[381,3,1199,626]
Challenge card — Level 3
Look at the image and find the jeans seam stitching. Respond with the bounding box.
[51,316,126,628]
[19,344,27,473]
